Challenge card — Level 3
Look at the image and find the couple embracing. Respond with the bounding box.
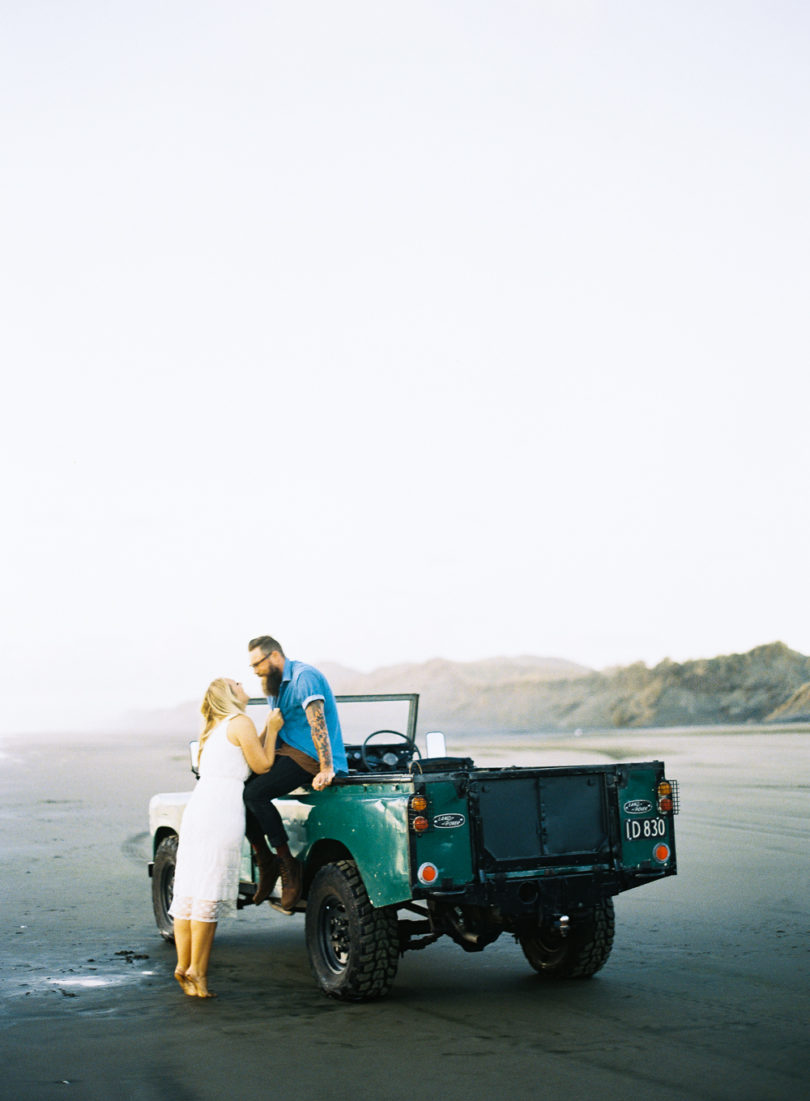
[169,635,347,998]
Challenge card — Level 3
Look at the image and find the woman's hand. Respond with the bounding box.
[266,708,284,737]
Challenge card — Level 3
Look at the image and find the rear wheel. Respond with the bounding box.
[151,834,178,943]
[305,859,399,1001]
[519,899,615,979]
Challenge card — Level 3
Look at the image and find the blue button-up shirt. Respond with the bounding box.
[268,659,347,773]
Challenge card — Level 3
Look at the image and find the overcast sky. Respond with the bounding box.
[2,1,809,733]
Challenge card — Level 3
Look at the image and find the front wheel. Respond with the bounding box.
[151,834,178,943]
[519,899,615,979]
[305,859,399,1001]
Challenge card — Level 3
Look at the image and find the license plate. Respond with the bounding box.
[625,817,667,842]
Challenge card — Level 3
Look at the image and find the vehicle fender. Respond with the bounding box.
[277,784,413,909]
[149,791,191,852]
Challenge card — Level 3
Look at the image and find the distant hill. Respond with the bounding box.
[531,641,810,733]
[119,642,810,736]
[119,655,590,736]
[322,642,810,733]
[319,655,593,733]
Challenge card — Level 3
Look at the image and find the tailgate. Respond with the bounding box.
[469,761,678,883]
[470,770,612,871]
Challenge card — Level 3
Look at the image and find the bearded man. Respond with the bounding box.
[243,635,347,913]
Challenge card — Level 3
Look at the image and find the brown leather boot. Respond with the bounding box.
[252,852,280,905]
[276,852,303,914]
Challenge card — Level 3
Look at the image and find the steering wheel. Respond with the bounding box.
[361,729,422,772]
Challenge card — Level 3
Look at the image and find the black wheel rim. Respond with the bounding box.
[532,929,567,968]
[318,897,350,974]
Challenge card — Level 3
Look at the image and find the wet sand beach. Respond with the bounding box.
[1,726,808,1100]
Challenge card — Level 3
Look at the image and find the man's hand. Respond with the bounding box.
[312,768,335,791]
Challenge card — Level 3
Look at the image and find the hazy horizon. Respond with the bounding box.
[3,638,804,738]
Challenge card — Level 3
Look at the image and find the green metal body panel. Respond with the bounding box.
[277,780,415,908]
[240,845,254,883]
[270,759,676,911]
[616,763,673,871]
[410,779,474,887]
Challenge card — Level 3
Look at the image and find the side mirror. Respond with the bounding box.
[189,740,200,779]
[424,730,447,758]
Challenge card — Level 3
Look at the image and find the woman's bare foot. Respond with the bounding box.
[185,970,216,998]
[174,969,195,996]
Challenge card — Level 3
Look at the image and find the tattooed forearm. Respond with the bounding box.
[306,701,333,770]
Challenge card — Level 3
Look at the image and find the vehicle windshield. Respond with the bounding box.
[247,693,419,745]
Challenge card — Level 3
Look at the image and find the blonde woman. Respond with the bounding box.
[170,678,282,997]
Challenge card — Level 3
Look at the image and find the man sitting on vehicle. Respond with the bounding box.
[244,635,347,913]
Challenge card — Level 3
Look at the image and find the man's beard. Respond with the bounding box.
[262,668,283,698]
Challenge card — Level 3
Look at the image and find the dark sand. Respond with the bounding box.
[1,726,808,1101]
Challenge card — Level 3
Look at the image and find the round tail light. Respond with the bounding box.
[417,862,439,885]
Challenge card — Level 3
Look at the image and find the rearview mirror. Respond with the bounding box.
[424,730,447,758]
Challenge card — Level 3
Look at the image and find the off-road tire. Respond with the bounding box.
[305,859,399,1001]
[151,834,178,943]
[519,898,615,979]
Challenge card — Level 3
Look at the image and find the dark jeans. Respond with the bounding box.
[243,757,314,850]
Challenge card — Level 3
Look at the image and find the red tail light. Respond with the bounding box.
[417,862,438,884]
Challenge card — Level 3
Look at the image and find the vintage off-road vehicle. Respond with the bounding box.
[149,693,679,1001]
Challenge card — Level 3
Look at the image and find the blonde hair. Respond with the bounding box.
[198,678,245,765]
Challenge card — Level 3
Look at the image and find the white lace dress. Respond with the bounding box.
[169,716,251,923]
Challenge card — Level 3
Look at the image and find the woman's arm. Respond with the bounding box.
[259,708,284,747]
[228,710,283,773]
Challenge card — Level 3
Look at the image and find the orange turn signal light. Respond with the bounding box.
[657,778,680,815]
[411,795,428,812]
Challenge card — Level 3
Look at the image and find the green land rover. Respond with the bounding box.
[149,693,679,1001]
